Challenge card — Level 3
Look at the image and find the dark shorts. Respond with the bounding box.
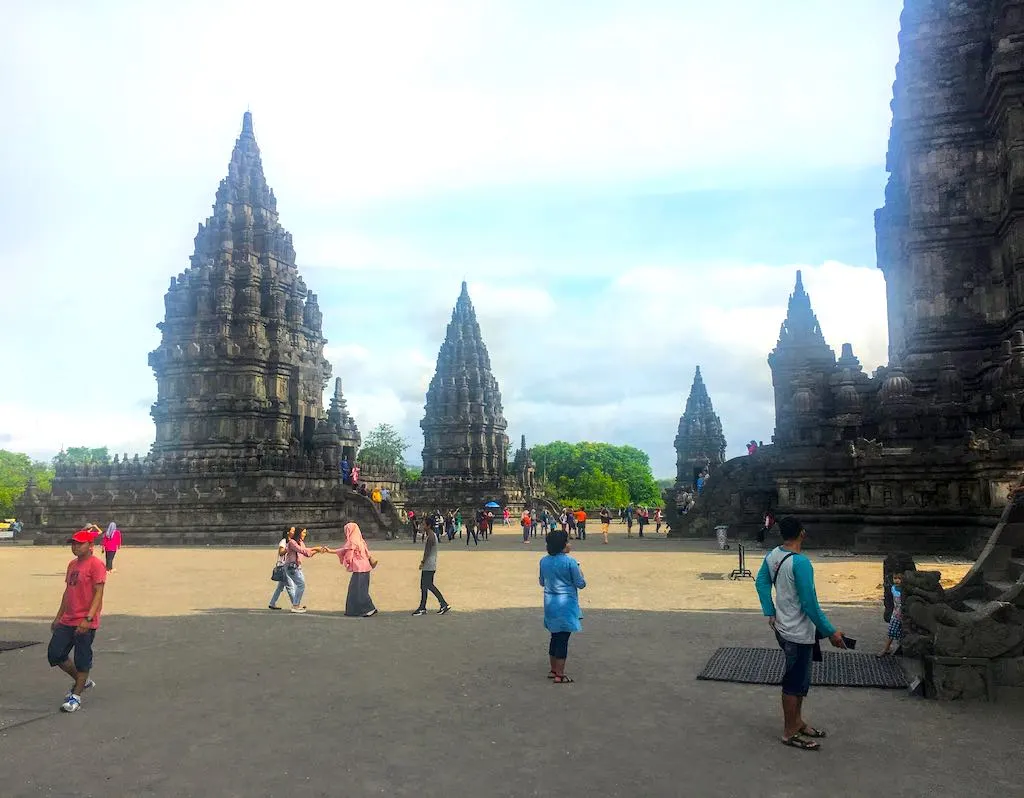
[778,636,813,697]
[48,625,96,673]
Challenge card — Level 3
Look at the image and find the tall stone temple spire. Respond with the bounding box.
[674,366,726,487]
[420,281,509,479]
[148,111,332,459]
[23,111,396,543]
[767,271,837,447]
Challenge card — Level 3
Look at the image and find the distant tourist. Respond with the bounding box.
[327,522,378,617]
[465,513,479,546]
[486,510,495,538]
[454,509,462,537]
[637,507,648,538]
[624,505,635,538]
[268,527,297,609]
[530,509,538,538]
[574,507,587,540]
[758,509,776,546]
[48,529,106,713]
[101,522,122,572]
[539,529,586,684]
[521,509,532,543]
[878,572,903,657]
[445,510,457,541]
[754,517,846,751]
[747,440,759,455]
[654,508,664,534]
[351,464,361,486]
[408,510,419,543]
[381,486,391,505]
[371,486,382,510]
[340,457,351,484]
[599,507,611,544]
[412,523,451,616]
[696,473,706,496]
[285,528,322,613]
[502,507,511,526]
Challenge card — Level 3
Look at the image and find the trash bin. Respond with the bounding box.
[715,525,729,550]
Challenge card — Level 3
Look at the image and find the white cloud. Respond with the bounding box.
[0,402,153,463]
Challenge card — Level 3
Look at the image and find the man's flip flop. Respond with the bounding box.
[552,674,574,684]
[799,726,827,738]
[781,734,820,751]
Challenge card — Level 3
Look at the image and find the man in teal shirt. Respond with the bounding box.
[755,517,846,751]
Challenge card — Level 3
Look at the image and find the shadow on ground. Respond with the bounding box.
[1,605,1021,798]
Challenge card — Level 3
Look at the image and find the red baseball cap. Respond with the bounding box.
[68,530,95,543]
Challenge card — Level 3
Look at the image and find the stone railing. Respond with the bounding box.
[54,452,341,480]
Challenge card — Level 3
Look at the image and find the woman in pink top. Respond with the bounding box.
[101,522,122,572]
[285,528,322,614]
[326,522,378,617]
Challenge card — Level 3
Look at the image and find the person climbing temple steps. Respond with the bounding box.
[539,529,586,684]
[412,523,451,616]
[755,517,847,751]
[47,530,106,713]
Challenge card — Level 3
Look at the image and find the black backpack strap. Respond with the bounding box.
[771,551,796,586]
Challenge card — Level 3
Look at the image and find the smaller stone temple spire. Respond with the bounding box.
[327,378,360,444]
[674,366,726,487]
[419,282,508,479]
[771,270,833,357]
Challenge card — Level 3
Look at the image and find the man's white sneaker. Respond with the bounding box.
[60,695,82,712]
[66,679,95,701]
[290,606,307,614]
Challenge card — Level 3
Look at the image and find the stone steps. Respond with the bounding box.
[1008,558,1024,581]
[985,579,1018,600]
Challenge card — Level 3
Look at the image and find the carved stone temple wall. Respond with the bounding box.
[686,2,1024,553]
[404,282,524,514]
[20,113,395,543]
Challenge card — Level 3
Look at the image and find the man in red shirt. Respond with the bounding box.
[47,529,106,712]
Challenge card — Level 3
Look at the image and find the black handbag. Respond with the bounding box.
[271,564,285,582]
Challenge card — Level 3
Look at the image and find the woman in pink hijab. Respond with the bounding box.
[325,522,378,617]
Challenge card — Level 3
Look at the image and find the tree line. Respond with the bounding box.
[0,434,663,517]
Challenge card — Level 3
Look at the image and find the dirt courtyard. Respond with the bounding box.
[1,528,1017,798]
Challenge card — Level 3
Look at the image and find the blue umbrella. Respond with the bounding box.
[484,501,500,508]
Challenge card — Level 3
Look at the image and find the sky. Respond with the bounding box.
[0,0,900,478]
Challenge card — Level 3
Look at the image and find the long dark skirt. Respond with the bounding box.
[345,571,376,616]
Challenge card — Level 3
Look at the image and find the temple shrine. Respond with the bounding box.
[19,113,395,542]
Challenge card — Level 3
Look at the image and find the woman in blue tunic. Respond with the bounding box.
[539,529,587,684]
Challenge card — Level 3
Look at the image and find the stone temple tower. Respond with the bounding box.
[674,366,727,489]
[407,282,522,512]
[21,112,395,543]
[148,111,332,461]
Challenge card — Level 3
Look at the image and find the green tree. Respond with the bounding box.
[53,446,110,468]
[0,450,54,517]
[531,441,662,507]
[358,424,408,468]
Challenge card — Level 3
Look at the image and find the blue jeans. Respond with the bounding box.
[269,568,296,606]
[289,566,306,606]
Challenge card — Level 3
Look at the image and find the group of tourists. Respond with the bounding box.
[46,505,873,740]
[268,524,379,616]
[406,508,494,545]
[618,504,663,538]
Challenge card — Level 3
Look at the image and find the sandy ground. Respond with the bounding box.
[0,525,972,619]
[3,527,1012,798]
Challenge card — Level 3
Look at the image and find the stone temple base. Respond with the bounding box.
[404,477,524,516]
[20,469,394,545]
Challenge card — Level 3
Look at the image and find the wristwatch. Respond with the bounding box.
[85,615,93,622]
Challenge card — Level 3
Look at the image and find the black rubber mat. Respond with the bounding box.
[697,646,908,688]
[0,641,40,653]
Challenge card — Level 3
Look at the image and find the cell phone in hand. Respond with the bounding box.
[842,635,857,650]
